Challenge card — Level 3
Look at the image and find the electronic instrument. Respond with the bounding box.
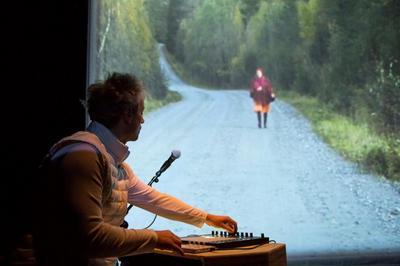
[181,231,269,251]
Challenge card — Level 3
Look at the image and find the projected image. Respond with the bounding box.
[90,0,400,258]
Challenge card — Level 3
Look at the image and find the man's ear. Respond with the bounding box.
[122,110,133,124]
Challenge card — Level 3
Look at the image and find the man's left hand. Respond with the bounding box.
[205,214,238,233]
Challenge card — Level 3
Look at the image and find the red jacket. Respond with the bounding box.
[250,75,273,105]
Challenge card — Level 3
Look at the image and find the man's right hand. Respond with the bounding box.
[154,230,184,255]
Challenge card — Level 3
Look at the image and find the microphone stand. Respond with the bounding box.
[119,168,168,265]
[123,169,164,225]
[148,169,163,186]
[125,171,161,214]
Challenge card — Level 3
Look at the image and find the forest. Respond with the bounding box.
[95,0,399,180]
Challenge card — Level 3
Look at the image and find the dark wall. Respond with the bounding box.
[2,0,89,260]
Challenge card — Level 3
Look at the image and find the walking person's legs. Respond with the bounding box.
[263,112,268,128]
[257,112,262,128]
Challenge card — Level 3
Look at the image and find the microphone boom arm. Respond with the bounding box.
[126,151,180,213]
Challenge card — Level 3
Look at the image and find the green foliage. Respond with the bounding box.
[163,46,216,89]
[245,0,301,89]
[281,90,400,181]
[96,0,167,99]
[158,0,400,180]
[163,0,399,132]
[371,61,400,134]
[180,0,244,86]
[238,0,263,26]
[144,0,170,43]
[297,0,318,45]
[165,0,201,59]
[144,90,182,115]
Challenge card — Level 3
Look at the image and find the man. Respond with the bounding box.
[33,73,237,266]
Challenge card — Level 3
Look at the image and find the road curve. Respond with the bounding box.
[125,48,400,256]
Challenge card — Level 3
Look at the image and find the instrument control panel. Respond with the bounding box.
[181,231,269,249]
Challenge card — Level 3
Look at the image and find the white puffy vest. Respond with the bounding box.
[50,131,131,226]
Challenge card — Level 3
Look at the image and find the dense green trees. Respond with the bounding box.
[165,0,399,135]
[181,0,244,86]
[144,0,170,43]
[94,0,399,136]
[95,0,167,98]
[160,0,399,179]
[295,0,400,136]
[164,0,201,60]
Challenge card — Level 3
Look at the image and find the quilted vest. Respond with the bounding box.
[50,131,131,226]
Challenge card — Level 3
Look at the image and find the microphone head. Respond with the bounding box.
[171,150,181,159]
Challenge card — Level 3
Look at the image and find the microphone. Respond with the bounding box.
[123,149,181,227]
[157,150,181,175]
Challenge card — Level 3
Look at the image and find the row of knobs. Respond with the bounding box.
[211,231,265,238]
[186,241,211,246]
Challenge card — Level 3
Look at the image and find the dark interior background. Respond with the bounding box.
[2,1,398,265]
[2,0,89,260]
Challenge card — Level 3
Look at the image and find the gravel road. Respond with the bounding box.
[125,49,400,257]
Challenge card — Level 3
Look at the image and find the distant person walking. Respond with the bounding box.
[250,68,275,128]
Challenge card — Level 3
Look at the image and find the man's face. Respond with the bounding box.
[256,70,262,78]
[129,98,145,141]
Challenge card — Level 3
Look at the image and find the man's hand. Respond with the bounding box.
[205,214,238,233]
[154,230,184,255]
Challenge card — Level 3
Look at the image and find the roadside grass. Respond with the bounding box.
[161,49,400,181]
[279,90,400,181]
[144,90,182,115]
